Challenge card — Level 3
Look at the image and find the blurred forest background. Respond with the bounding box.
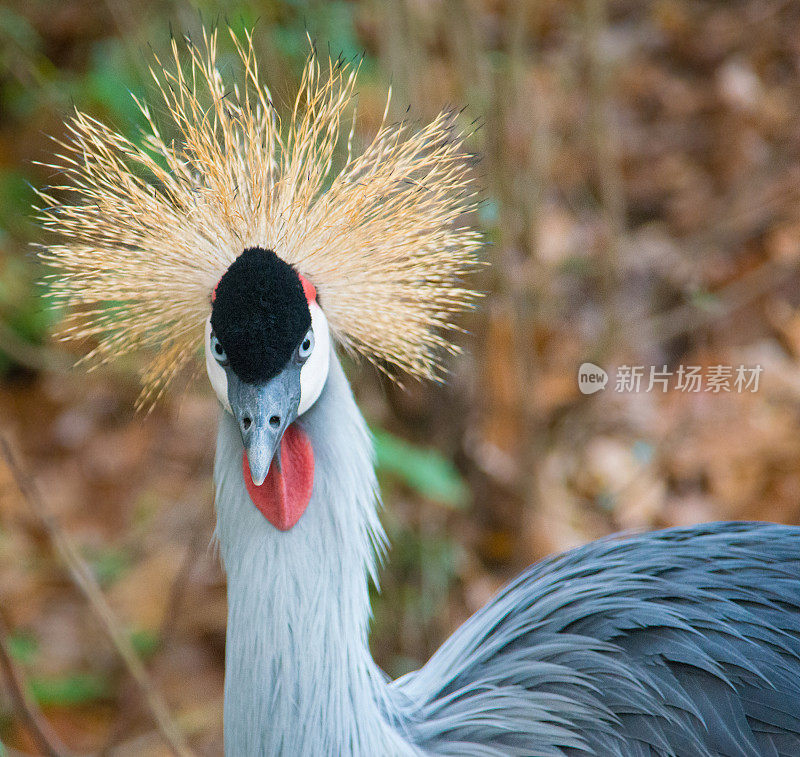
[3,0,800,754]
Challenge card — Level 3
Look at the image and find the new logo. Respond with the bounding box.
[578,362,608,394]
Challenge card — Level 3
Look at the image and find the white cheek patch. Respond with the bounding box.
[205,318,231,413]
[205,305,329,417]
[298,301,330,415]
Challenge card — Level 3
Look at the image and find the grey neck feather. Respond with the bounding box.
[213,350,415,755]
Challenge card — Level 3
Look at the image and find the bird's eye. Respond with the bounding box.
[210,332,228,366]
[297,329,314,362]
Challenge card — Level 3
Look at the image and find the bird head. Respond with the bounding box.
[204,247,330,529]
[37,30,480,531]
[205,246,328,478]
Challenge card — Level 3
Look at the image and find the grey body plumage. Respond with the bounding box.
[215,348,800,756]
[394,523,800,756]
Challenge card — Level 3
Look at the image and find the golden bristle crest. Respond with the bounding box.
[37,29,481,408]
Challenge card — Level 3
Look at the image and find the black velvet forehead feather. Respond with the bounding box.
[210,247,311,384]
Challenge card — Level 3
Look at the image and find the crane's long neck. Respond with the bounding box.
[213,353,411,755]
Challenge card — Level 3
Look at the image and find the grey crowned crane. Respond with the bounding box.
[39,30,800,757]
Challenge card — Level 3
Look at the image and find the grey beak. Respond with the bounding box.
[227,362,302,486]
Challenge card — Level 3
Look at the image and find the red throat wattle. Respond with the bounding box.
[243,424,315,530]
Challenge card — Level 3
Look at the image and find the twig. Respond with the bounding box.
[159,515,207,642]
[584,0,624,344]
[0,613,68,757]
[0,434,194,757]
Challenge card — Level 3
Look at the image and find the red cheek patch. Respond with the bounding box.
[243,424,315,531]
[298,274,316,303]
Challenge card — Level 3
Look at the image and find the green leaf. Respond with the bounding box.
[0,170,36,238]
[316,1,361,62]
[83,546,131,587]
[29,672,109,707]
[372,428,469,508]
[83,39,146,136]
[691,289,722,312]
[130,628,160,660]
[0,7,40,51]
[6,631,37,666]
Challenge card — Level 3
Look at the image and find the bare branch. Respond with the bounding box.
[0,434,194,757]
[0,613,69,757]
